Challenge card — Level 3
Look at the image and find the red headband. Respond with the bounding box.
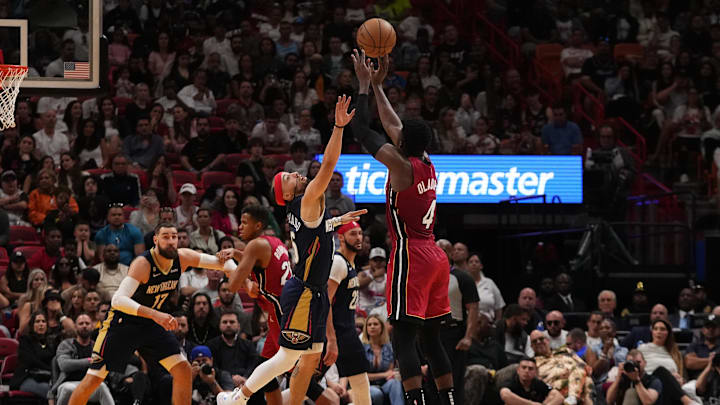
[273,172,286,206]
[337,221,360,235]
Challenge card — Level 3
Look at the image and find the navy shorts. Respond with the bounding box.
[335,329,368,377]
[279,277,329,350]
[90,309,181,373]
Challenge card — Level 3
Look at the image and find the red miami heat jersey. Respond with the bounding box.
[252,236,291,357]
[385,156,438,241]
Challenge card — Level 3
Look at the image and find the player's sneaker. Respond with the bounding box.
[217,388,249,405]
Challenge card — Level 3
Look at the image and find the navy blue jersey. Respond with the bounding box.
[286,196,335,286]
[329,252,359,335]
[128,249,181,314]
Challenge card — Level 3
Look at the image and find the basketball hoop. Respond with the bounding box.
[0,65,28,131]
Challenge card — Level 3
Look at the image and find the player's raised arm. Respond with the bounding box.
[370,56,402,147]
[301,95,355,207]
[351,49,413,191]
[112,256,177,331]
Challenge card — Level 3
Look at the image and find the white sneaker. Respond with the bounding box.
[217,388,248,405]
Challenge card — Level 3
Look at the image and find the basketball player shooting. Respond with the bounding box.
[351,49,455,405]
[217,95,367,405]
[68,223,240,405]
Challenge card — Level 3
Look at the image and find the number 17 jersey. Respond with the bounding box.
[130,249,181,316]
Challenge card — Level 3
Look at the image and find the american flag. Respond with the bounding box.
[63,62,90,79]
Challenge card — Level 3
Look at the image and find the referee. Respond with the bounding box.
[435,239,480,405]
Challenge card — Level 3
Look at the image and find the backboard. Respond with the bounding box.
[0,0,107,96]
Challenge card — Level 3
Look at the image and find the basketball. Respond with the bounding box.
[357,18,397,58]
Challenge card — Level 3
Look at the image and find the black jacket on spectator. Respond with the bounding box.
[100,172,142,207]
[9,334,57,389]
[467,336,507,370]
[494,319,529,364]
[206,335,258,378]
[543,293,587,313]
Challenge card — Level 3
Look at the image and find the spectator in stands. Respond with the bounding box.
[211,188,242,237]
[28,170,74,227]
[358,247,387,317]
[325,172,355,214]
[10,311,57,398]
[207,310,257,389]
[529,329,594,404]
[250,112,290,154]
[361,314,404,405]
[180,116,226,173]
[187,292,220,345]
[561,29,594,79]
[0,251,29,305]
[467,311,507,370]
[311,86,338,143]
[606,350,662,405]
[467,251,505,322]
[17,269,47,313]
[684,316,720,379]
[129,193,160,235]
[177,228,191,249]
[591,318,627,383]
[671,287,697,330]
[695,285,716,314]
[288,109,322,155]
[3,135,38,195]
[541,104,583,156]
[421,86,440,123]
[100,154,143,206]
[580,38,617,100]
[50,257,76,291]
[519,287,545,333]
[451,242,469,272]
[639,319,683,376]
[496,304,531,364]
[499,357,564,405]
[527,311,568,356]
[77,175,108,233]
[621,282,652,318]
[175,183,198,232]
[27,226,64,274]
[189,345,233,402]
[94,203,144,266]
[172,311,196,359]
[230,80,265,134]
[0,170,29,226]
[544,272,587,312]
[42,186,79,241]
[586,311,605,348]
[74,119,106,170]
[205,53,230,100]
[123,82,151,126]
[586,124,635,219]
[598,290,618,319]
[190,208,225,254]
[178,70,217,115]
[179,262,221,301]
[95,243,128,300]
[51,313,114,405]
[284,140,310,174]
[214,278,252,338]
[44,39,76,77]
[696,352,720,403]
[123,116,166,169]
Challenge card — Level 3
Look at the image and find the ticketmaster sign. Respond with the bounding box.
[316,154,583,204]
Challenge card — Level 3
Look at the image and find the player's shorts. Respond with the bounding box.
[261,319,281,358]
[335,328,369,377]
[386,239,451,324]
[278,276,329,350]
[90,309,182,374]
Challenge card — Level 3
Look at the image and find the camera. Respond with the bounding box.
[624,361,637,373]
[201,364,213,375]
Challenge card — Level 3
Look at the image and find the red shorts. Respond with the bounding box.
[386,239,450,324]
[261,319,280,358]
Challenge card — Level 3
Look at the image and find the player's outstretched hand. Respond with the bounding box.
[351,49,372,86]
[370,56,389,87]
[334,95,355,128]
[339,209,368,225]
[154,311,178,331]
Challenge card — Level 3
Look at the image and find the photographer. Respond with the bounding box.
[607,350,662,405]
[696,352,720,403]
[189,346,234,405]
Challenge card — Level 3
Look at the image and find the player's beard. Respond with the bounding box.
[158,245,178,259]
[344,239,361,253]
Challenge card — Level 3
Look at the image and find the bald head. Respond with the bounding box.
[650,304,669,322]
[518,288,537,310]
[436,239,452,261]
[545,310,565,337]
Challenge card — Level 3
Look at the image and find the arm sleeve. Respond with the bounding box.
[328,256,348,284]
[350,94,388,157]
[111,276,141,315]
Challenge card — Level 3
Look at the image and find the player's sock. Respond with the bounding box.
[217,388,249,405]
[404,388,425,405]
[438,387,456,405]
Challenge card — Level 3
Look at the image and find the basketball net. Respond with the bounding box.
[0,65,28,131]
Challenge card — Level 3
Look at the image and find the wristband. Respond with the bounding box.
[328,216,343,229]
[59,315,67,323]
[334,124,346,129]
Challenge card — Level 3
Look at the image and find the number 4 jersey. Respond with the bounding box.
[386,155,438,240]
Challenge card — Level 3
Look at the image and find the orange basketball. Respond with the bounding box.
[356,18,397,58]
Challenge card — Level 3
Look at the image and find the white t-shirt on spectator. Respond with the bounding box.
[284,159,310,174]
[560,47,593,76]
[37,97,76,115]
[476,274,505,320]
[177,85,216,115]
[179,269,218,301]
[251,122,290,146]
[33,129,70,165]
[288,126,322,153]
